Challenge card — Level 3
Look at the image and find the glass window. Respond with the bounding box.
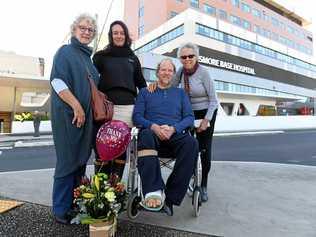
[262,28,271,38]
[279,21,286,31]
[287,25,295,34]
[254,25,260,34]
[135,25,184,54]
[138,25,144,37]
[194,23,316,72]
[190,0,199,8]
[271,17,279,27]
[252,8,261,18]
[204,4,216,16]
[170,11,178,18]
[271,32,279,41]
[219,10,227,20]
[230,15,241,26]
[138,6,144,17]
[262,11,269,21]
[279,36,287,45]
[231,0,239,7]
[241,2,251,13]
[242,19,251,30]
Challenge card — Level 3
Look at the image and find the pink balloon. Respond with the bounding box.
[96,120,131,161]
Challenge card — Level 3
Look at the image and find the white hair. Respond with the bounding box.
[70,13,98,38]
[177,42,200,58]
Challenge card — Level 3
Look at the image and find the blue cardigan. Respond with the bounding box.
[132,87,194,133]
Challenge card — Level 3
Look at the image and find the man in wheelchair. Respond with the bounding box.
[132,59,199,216]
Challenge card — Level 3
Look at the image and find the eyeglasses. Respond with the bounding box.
[78,26,95,34]
[180,54,195,60]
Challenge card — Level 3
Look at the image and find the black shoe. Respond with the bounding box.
[201,187,208,202]
[163,200,173,216]
[54,215,70,225]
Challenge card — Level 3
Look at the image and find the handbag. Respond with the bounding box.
[79,53,113,122]
[87,74,114,122]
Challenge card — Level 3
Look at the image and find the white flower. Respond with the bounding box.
[104,191,116,202]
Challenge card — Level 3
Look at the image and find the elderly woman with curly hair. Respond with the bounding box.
[50,13,99,224]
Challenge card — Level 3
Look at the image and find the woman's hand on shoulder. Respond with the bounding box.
[147,82,158,93]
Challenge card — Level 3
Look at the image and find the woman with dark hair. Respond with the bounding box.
[93,20,147,178]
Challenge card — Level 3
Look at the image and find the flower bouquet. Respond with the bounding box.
[72,173,127,227]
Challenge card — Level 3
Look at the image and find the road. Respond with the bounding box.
[0,130,316,172]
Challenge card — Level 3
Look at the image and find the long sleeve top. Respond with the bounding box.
[132,87,194,133]
[93,47,147,105]
[173,65,218,121]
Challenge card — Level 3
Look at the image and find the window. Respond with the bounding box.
[135,25,184,54]
[262,11,269,21]
[271,17,279,27]
[231,0,239,7]
[252,8,261,18]
[190,0,199,8]
[242,19,251,30]
[219,10,227,20]
[278,21,285,31]
[279,36,287,45]
[287,25,295,34]
[170,11,178,18]
[204,4,216,16]
[241,2,250,13]
[138,25,144,37]
[195,23,316,71]
[138,6,144,17]
[271,32,279,41]
[262,28,271,38]
[254,25,260,34]
[230,15,241,26]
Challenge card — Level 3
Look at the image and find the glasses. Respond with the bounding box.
[78,26,95,34]
[180,54,195,60]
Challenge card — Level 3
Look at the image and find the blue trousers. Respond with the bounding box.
[52,165,86,218]
[137,129,198,206]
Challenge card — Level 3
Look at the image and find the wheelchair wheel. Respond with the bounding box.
[127,192,141,219]
[192,189,201,217]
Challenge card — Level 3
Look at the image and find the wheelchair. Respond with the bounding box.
[125,127,203,219]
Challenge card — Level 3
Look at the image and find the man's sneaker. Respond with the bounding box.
[163,200,173,216]
[201,186,208,202]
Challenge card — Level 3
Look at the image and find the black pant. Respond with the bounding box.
[137,128,198,206]
[193,109,217,188]
[92,122,126,178]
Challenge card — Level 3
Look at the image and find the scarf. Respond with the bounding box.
[100,45,134,57]
[70,37,93,57]
[183,63,199,94]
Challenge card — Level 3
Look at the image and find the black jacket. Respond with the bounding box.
[93,46,147,105]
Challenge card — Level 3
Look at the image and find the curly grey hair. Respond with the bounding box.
[70,13,98,38]
[177,42,200,58]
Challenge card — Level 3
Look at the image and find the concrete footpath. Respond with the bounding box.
[1,133,316,236]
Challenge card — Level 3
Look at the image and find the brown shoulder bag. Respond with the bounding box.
[87,74,114,122]
[79,53,113,122]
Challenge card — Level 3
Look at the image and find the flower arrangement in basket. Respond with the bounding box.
[72,173,127,225]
